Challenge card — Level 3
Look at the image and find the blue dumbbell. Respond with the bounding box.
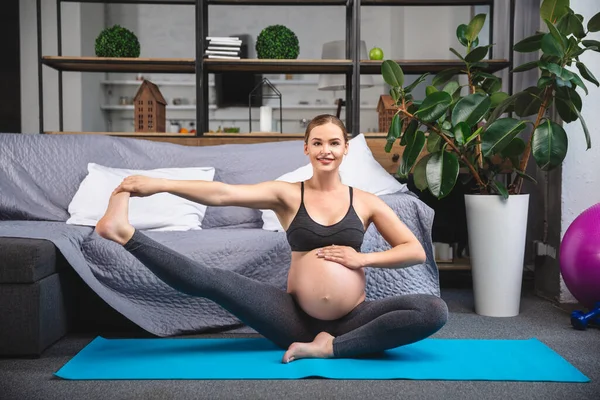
[571,302,600,330]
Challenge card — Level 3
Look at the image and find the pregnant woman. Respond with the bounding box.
[96,114,448,363]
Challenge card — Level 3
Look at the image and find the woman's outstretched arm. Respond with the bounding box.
[115,175,287,211]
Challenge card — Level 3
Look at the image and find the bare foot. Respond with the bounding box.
[95,191,135,246]
[282,331,335,364]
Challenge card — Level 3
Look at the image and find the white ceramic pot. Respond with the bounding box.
[465,194,530,317]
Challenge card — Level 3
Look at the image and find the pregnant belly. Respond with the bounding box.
[287,250,366,320]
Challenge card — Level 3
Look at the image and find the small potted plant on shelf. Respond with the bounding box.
[381,1,598,317]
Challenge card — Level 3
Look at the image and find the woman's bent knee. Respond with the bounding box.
[420,294,449,333]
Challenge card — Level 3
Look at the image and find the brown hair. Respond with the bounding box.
[304,114,349,143]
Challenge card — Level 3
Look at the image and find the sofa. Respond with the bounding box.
[0,132,440,357]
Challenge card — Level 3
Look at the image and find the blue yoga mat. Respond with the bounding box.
[55,337,589,381]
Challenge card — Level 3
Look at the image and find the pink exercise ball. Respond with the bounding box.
[559,203,600,309]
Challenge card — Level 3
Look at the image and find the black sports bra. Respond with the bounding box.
[286,182,365,252]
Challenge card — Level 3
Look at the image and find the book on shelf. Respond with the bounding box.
[205,50,240,56]
[204,36,242,59]
[206,36,240,41]
[206,55,240,59]
[207,46,242,51]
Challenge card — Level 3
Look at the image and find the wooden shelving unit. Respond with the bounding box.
[38,0,514,136]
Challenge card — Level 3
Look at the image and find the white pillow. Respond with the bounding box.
[260,134,406,231]
[67,163,216,231]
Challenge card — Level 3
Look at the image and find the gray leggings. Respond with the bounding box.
[124,229,448,358]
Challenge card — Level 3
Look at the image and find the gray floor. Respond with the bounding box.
[1,287,599,400]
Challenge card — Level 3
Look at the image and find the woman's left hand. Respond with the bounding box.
[316,245,366,270]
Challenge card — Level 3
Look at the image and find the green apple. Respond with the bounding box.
[369,47,384,60]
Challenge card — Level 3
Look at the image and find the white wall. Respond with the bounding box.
[21,2,473,133]
[560,1,600,303]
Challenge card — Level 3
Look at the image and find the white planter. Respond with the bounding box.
[465,194,530,317]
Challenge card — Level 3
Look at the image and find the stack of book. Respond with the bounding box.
[204,36,242,59]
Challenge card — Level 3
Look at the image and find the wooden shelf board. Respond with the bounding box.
[42,56,195,73]
[361,59,510,74]
[437,258,472,271]
[42,56,509,75]
[204,59,352,74]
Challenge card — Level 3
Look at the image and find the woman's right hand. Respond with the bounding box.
[114,175,166,197]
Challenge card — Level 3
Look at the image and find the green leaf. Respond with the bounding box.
[513,60,539,73]
[389,87,400,103]
[544,62,574,80]
[449,47,464,61]
[513,33,545,52]
[442,81,461,96]
[384,140,394,153]
[582,40,600,53]
[514,168,538,184]
[587,11,600,32]
[576,62,600,86]
[466,14,487,42]
[541,33,564,57]
[532,119,568,170]
[432,68,461,87]
[404,73,430,93]
[464,45,491,63]
[381,60,404,88]
[481,77,502,94]
[413,154,434,191]
[486,92,523,126]
[571,14,586,39]
[456,24,469,47]
[481,118,528,157]
[400,120,419,146]
[557,12,585,38]
[501,137,526,157]
[451,93,491,127]
[386,112,402,144]
[426,151,460,199]
[490,180,509,199]
[570,73,588,95]
[398,130,426,178]
[544,19,567,50]
[414,91,453,122]
[465,126,483,146]
[573,107,591,149]
[490,91,509,108]
[556,78,573,88]
[426,131,443,153]
[514,86,543,117]
[537,76,553,88]
[540,0,569,24]
[453,122,470,146]
[425,85,438,96]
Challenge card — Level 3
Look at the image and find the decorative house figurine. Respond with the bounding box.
[376,94,399,133]
[134,80,166,133]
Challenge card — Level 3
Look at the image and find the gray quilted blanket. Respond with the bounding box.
[0,133,439,336]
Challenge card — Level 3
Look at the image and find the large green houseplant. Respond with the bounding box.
[381,0,598,316]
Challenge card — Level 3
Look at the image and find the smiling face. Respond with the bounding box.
[304,121,348,173]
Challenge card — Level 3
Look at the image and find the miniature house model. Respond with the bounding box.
[134,80,167,133]
[376,94,399,133]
